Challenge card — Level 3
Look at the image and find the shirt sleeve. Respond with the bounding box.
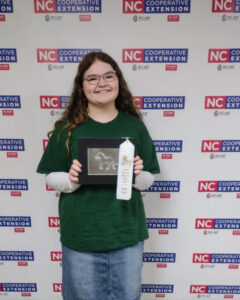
[133,170,155,191]
[139,123,160,175]
[45,172,81,193]
[36,123,71,174]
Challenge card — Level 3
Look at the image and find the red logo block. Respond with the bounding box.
[193,253,211,263]
[163,111,175,117]
[11,191,21,196]
[198,181,218,192]
[14,228,25,233]
[168,15,180,22]
[48,217,60,227]
[50,251,62,261]
[18,262,28,266]
[205,96,226,109]
[22,292,31,297]
[229,264,238,269]
[40,96,60,109]
[212,0,234,12]
[43,139,48,151]
[2,110,13,115]
[0,64,10,70]
[37,49,58,62]
[7,152,18,158]
[79,15,91,22]
[53,283,62,292]
[201,140,221,152]
[34,0,56,13]
[123,0,144,13]
[208,49,230,63]
[46,184,54,191]
[133,97,143,109]
[165,64,177,71]
[195,218,215,229]
[122,49,144,63]
[190,285,208,294]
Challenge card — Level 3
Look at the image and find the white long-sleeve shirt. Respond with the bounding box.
[46,171,155,193]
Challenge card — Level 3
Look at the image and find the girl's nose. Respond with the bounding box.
[97,75,107,86]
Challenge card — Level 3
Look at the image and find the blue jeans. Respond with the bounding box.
[62,241,144,300]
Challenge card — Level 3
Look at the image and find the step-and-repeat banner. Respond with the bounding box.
[1,0,240,299]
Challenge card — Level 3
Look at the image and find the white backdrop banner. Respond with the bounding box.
[1,0,240,299]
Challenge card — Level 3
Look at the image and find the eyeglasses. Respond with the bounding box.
[84,71,116,85]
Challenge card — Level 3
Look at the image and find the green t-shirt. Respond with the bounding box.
[37,111,160,252]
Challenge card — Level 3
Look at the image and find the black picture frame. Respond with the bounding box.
[77,138,136,184]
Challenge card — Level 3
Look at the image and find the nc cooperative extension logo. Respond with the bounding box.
[0,179,28,191]
[37,48,101,63]
[190,285,240,295]
[154,140,183,152]
[198,181,240,192]
[142,284,174,295]
[34,0,102,13]
[202,140,240,152]
[0,95,21,115]
[143,252,176,265]
[147,218,178,229]
[205,96,240,109]
[145,180,180,192]
[40,95,69,109]
[153,140,183,159]
[0,139,25,154]
[0,283,37,293]
[0,139,25,158]
[0,95,21,109]
[133,96,185,109]
[193,253,240,264]
[0,48,17,70]
[208,49,240,63]
[0,216,31,228]
[123,0,191,13]
[123,48,188,63]
[0,0,13,13]
[0,48,17,62]
[195,218,240,229]
[212,0,240,12]
[0,251,34,262]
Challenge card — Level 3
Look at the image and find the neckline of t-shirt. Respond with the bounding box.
[89,111,121,126]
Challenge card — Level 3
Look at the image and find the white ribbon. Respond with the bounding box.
[116,138,135,200]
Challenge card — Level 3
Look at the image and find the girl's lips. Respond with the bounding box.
[95,90,111,93]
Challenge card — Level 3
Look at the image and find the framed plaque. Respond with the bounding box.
[77,138,136,184]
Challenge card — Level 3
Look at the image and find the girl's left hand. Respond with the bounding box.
[134,156,143,175]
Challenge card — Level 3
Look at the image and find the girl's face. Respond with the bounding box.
[82,60,119,109]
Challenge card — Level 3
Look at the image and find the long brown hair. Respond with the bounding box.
[49,51,142,148]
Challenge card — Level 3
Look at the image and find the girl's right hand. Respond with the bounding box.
[69,159,82,183]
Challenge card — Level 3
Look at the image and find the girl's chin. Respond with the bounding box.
[89,100,116,107]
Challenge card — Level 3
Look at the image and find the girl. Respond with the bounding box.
[37,52,160,300]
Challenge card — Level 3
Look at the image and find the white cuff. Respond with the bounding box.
[45,172,81,193]
[133,171,155,191]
